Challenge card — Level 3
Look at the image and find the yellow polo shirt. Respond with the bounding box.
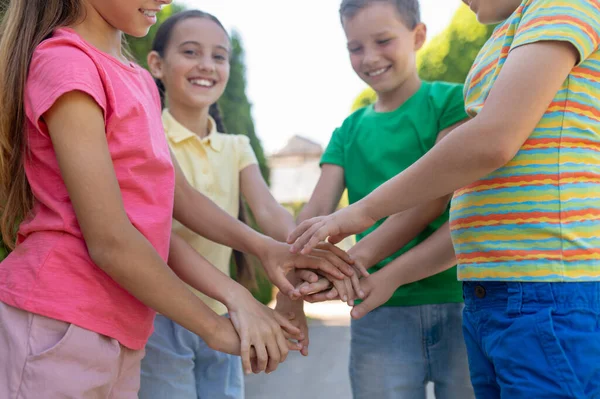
[164,109,258,315]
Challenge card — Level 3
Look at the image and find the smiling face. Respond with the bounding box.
[150,17,231,112]
[85,0,171,37]
[342,1,426,96]
[462,0,522,24]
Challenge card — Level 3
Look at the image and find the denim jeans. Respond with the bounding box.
[349,303,474,399]
[463,281,600,399]
[139,314,244,399]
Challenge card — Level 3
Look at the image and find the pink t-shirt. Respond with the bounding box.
[0,28,175,350]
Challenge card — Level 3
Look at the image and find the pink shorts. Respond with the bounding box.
[0,301,145,398]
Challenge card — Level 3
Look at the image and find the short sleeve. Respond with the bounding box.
[512,0,600,65]
[431,82,469,132]
[320,127,345,167]
[26,41,107,133]
[237,135,258,171]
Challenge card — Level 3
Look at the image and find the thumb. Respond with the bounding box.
[327,233,349,245]
[270,269,298,298]
[351,295,378,320]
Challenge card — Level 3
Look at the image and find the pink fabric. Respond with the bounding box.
[0,28,175,349]
[0,301,144,398]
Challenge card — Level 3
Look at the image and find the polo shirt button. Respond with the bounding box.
[475,285,486,299]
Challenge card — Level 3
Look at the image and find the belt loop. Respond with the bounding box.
[506,283,523,316]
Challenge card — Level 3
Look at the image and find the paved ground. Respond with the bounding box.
[245,301,435,399]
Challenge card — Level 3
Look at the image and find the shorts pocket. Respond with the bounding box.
[534,308,586,398]
[26,314,76,361]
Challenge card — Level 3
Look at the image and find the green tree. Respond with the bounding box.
[218,31,270,183]
[352,4,495,109]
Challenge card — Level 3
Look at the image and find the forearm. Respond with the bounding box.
[168,233,246,308]
[91,226,224,344]
[377,222,456,288]
[255,206,296,243]
[349,195,451,268]
[360,117,506,222]
[173,183,269,257]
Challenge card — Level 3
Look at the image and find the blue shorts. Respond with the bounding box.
[462,281,600,399]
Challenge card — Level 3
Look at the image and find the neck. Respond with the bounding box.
[168,101,211,138]
[70,4,124,63]
[375,72,422,112]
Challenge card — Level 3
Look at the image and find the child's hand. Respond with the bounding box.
[275,293,310,356]
[350,269,396,320]
[287,204,376,256]
[257,239,356,299]
[227,287,303,374]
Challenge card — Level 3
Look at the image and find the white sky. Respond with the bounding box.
[182,1,462,154]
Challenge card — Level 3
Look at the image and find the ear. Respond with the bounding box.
[413,23,427,51]
[147,51,164,80]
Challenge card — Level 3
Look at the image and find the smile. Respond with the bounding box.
[365,66,391,77]
[189,78,216,88]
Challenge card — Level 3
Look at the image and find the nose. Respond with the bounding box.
[156,0,172,5]
[196,55,216,73]
[362,46,381,67]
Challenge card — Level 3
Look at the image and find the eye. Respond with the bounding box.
[214,54,227,62]
[183,49,197,57]
[377,39,392,45]
[348,46,362,54]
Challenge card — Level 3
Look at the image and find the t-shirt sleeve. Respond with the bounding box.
[512,0,600,65]
[237,135,258,171]
[320,127,345,167]
[432,82,469,132]
[26,41,107,133]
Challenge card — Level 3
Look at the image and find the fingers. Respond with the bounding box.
[273,311,302,339]
[297,269,319,283]
[350,273,365,299]
[299,278,331,296]
[311,248,355,277]
[344,277,355,306]
[300,223,335,255]
[240,334,252,375]
[252,341,268,374]
[300,333,310,356]
[264,336,281,374]
[294,255,345,280]
[353,262,371,278]
[270,269,299,299]
[351,293,377,320]
[316,242,354,265]
[305,287,339,303]
[287,217,323,249]
[332,278,348,303]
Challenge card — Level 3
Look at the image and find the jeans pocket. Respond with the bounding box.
[26,314,76,361]
[534,308,586,398]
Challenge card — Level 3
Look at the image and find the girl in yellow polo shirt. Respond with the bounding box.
[139,10,312,399]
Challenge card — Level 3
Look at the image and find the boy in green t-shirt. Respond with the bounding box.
[296,0,473,397]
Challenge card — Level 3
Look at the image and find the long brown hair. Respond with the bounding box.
[0,0,83,249]
[151,11,257,289]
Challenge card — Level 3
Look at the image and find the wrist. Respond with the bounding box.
[221,281,252,310]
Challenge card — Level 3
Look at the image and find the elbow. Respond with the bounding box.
[86,226,131,273]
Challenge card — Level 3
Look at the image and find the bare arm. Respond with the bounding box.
[348,121,465,268]
[351,221,456,319]
[296,164,345,223]
[240,164,295,242]
[289,41,579,253]
[45,91,236,354]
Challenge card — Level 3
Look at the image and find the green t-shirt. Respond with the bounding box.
[321,81,467,307]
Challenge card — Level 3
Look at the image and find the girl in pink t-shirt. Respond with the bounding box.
[0,1,354,397]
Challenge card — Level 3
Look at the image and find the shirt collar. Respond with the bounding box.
[162,109,224,152]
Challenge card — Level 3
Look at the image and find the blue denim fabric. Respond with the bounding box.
[349,303,474,399]
[462,281,600,399]
[139,314,244,399]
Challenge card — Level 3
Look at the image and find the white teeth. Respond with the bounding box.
[190,79,214,87]
[141,10,157,17]
[367,67,389,77]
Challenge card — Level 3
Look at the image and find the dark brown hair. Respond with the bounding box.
[151,10,257,289]
[0,0,84,248]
